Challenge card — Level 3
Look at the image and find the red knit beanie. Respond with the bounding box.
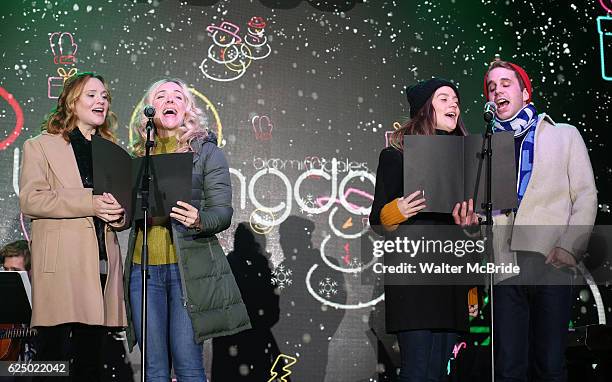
[483,61,533,103]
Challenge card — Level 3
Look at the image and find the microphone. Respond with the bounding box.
[483,101,496,123]
[143,105,156,142]
[143,105,156,118]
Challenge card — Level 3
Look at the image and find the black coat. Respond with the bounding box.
[369,146,470,333]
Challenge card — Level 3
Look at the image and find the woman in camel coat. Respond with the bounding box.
[19,72,127,380]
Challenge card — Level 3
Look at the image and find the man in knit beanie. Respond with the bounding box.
[483,57,597,381]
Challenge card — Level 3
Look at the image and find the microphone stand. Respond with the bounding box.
[139,116,155,382]
[472,113,496,382]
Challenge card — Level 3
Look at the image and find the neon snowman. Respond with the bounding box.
[242,16,271,61]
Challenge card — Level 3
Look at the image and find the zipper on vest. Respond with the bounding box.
[172,229,191,310]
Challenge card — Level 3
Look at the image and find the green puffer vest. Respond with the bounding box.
[123,134,251,350]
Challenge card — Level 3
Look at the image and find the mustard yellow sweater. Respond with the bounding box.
[133,136,179,265]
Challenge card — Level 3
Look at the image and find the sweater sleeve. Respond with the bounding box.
[197,145,233,235]
[380,198,407,226]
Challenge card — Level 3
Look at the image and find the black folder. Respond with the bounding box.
[403,132,517,213]
[0,271,31,324]
[92,135,193,220]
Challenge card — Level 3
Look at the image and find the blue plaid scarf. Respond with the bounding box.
[493,103,538,204]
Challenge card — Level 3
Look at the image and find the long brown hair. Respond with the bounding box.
[42,72,117,142]
[389,93,467,150]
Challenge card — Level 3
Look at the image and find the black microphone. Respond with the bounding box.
[143,105,156,143]
[483,101,496,123]
[144,105,156,118]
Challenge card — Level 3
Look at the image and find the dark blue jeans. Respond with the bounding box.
[396,330,457,382]
[494,253,574,382]
[130,263,206,381]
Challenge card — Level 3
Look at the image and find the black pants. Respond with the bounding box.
[32,323,109,381]
[493,253,574,382]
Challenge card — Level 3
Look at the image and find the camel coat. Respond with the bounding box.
[19,131,127,328]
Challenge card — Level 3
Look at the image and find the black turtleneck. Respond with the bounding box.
[435,128,452,135]
[68,127,107,262]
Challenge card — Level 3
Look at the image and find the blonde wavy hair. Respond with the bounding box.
[42,72,117,142]
[130,78,208,156]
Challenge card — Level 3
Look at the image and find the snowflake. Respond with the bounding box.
[318,277,338,298]
[299,193,316,217]
[348,258,363,277]
[271,264,293,290]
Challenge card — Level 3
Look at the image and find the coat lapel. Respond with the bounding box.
[532,114,555,169]
[519,114,554,206]
[39,131,84,189]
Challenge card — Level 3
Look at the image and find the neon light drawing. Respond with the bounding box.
[242,16,272,60]
[268,354,297,382]
[306,264,385,309]
[49,32,78,65]
[200,18,271,82]
[249,208,276,234]
[597,15,612,81]
[252,115,274,140]
[0,86,24,151]
[47,67,78,99]
[315,187,374,213]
